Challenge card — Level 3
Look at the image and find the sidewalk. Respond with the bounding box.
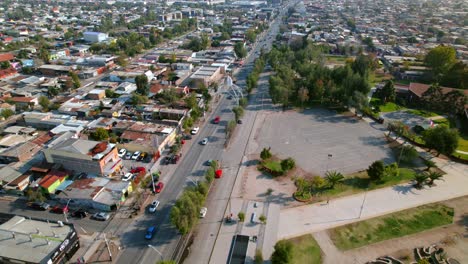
[277,135,468,239]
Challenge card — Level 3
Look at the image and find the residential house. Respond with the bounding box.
[38,170,68,195]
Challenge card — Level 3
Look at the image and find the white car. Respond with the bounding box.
[191,127,200,135]
[122,173,134,182]
[200,207,207,218]
[131,151,141,160]
[118,148,127,158]
[201,138,208,145]
[148,200,160,213]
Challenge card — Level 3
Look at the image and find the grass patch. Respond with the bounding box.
[321,168,416,199]
[370,98,404,112]
[457,133,468,152]
[405,109,439,118]
[453,151,468,160]
[330,203,454,250]
[262,160,282,172]
[288,234,322,264]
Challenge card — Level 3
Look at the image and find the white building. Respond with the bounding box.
[83,32,108,43]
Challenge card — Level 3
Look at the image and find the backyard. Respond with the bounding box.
[329,203,454,251]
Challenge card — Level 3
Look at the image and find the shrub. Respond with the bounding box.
[281,157,296,172]
[260,147,272,160]
[259,214,267,224]
[399,145,419,164]
[367,160,385,181]
[238,212,245,222]
[412,125,425,134]
[205,168,215,183]
[254,249,263,264]
[271,240,293,264]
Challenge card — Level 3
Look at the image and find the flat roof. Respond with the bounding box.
[0,214,75,263]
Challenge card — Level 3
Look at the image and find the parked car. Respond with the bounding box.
[29,202,50,211]
[201,138,208,145]
[377,117,385,124]
[130,167,146,174]
[137,152,147,161]
[71,209,88,219]
[125,152,133,160]
[122,173,134,182]
[155,182,164,193]
[92,212,110,221]
[183,134,192,140]
[191,127,200,135]
[213,116,220,124]
[237,119,242,124]
[118,148,127,158]
[50,205,69,214]
[227,95,233,100]
[148,200,160,213]
[145,226,156,240]
[131,151,141,160]
[200,207,207,218]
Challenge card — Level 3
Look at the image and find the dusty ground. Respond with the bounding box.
[313,195,468,264]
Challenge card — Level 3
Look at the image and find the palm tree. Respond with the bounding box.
[426,171,444,186]
[325,171,344,189]
[413,173,428,189]
[423,159,436,171]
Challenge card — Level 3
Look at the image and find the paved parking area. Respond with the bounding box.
[248,108,395,175]
[381,110,432,128]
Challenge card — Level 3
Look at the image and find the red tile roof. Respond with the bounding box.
[0,53,14,62]
[409,82,468,97]
[39,170,67,189]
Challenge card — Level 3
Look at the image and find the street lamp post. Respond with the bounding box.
[147,244,163,261]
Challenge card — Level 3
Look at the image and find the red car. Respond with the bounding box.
[130,167,146,174]
[155,182,164,193]
[213,116,220,124]
[51,205,69,214]
[215,169,223,178]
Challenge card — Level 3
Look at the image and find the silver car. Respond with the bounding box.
[92,212,110,221]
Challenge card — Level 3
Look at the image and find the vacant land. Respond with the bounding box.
[330,203,454,251]
[288,234,322,264]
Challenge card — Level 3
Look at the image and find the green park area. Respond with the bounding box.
[330,203,454,250]
[271,235,322,264]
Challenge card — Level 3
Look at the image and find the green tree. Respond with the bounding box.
[0,61,11,69]
[325,171,344,188]
[254,249,263,264]
[422,126,459,156]
[232,106,244,121]
[0,109,14,119]
[184,93,198,109]
[423,159,436,171]
[90,128,109,141]
[425,45,457,79]
[47,87,59,97]
[426,171,444,186]
[239,97,248,108]
[380,80,396,102]
[116,56,128,67]
[226,120,236,137]
[69,71,81,89]
[271,240,293,264]
[238,212,245,222]
[38,96,50,111]
[38,48,50,63]
[245,29,257,43]
[259,214,267,224]
[310,176,326,193]
[135,74,149,95]
[200,33,211,50]
[130,94,148,105]
[280,157,295,171]
[234,42,247,58]
[260,147,272,160]
[413,173,428,189]
[367,160,385,182]
[440,61,468,89]
[399,145,419,164]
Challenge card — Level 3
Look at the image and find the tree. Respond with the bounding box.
[254,249,263,264]
[440,61,468,89]
[200,33,211,50]
[280,157,295,171]
[422,126,459,156]
[297,87,309,108]
[271,240,293,264]
[445,90,467,115]
[423,159,436,171]
[232,106,244,121]
[90,128,109,141]
[380,80,396,102]
[260,147,272,160]
[130,94,148,105]
[259,214,267,224]
[367,160,385,182]
[245,29,257,43]
[47,87,59,97]
[426,171,444,186]
[424,45,457,80]
[239,97,248,108]
[226,120,236,137]
[38,48,50,63]
[238,212,245,222]
[38,96,50,111]
[399,145,419,164]
[69,71,81,89]
[0,109,14,119]
[413,173,428,189]
[325,171,344,188]
[135,74,149,96]
[348,91,368,113]
[310,176,326,193]
[0,61,11,69]
[234,42,247,58]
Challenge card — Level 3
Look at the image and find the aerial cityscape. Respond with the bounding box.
[0,0,466,263]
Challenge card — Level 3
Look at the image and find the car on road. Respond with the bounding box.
[118,148,127,158]
[131,151,141,160]
[50,205,69,214]
[191,127,200,135]
[201,138,208,145]
[183,134,192,140]
[122,173,134,182]
[125,152,133,160]
[29,202,50,211]
[155,182,164,193]
[200,207,207,218]
[137,152,147,161]
[71,209,88,219]
[130,167,146,174]
[145,226,156,240]
[213,116,220,124]
[92,212,110,221]
[148,200,160,213]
